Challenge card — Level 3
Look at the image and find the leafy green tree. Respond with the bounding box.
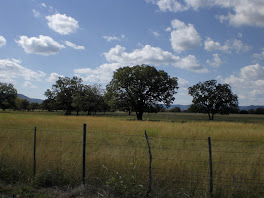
[0,82,17,110]
[188,80,238,120]
[106,65,178,120]
[30,102,40,111]
[255,107,264,114]
[45,77,83,115]
[72,84,99,115]
[20,99,30,111]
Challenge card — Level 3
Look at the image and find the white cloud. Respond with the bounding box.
[104,45,180,66]
[24,81,37,88]
[0,58,46,83]
[103,34,125,42]
[224,1,264,27]
[147,0,264,28]
[220,63,264,105]
[204,38,230,53]
[0,35,6,48]
[153,32,160,37]
[232,39,251,53]
[204,38,250,53]
[253,48,264,61]
[46,73,64,82]
[76,44,209,84]
[178,77,189,88]
[170,19,201,53]
[165,27,171,32]
[16,35,65,56]
[64,41,85,50]
[155,0,188,12]
[104,45,208,73]
[206,53,222,67]
[41,3,47,8]
[174,55,208,73]
[46,13,79,35]
[74,63,122,83]
[33,9,40,17]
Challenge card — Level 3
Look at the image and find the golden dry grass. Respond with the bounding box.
[0,111,264,197]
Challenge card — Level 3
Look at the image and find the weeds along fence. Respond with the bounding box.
[0,124,264,196]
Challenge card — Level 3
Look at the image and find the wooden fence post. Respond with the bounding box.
[82,124,87,185]
[33,127,36,177]
[145,130,152,196]
[208,137,213,197]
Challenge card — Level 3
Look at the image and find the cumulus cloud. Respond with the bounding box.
[147,0,188,12]
[46,13,79,35]
[104,45,180,66]
[75,44,208,84]
[169,19,201,53]
[178,77,189,88]
[204,38,250,53]
[64,41,85,50]
[146,0,264,28]
[0,35,6,48]
[174,55,208,73]
[46,73,64,82]
[105,45,208,73]
[24,81,37,88]
[204,38,230,53]
[220,63,264,105]
[253,48,264,61]
[74,63,122,83]
[16,35,65,56]
[0,58,46,83]
[206,54,222,67]
[103,34,125,42]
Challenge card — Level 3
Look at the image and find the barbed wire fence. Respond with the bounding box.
[0,124,264,196]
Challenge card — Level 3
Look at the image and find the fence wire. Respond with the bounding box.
[0,126,263,195]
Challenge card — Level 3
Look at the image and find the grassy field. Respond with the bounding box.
[0,111,264,197]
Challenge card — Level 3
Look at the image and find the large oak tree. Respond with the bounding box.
[188,80,238,120]
[106,65,178,120]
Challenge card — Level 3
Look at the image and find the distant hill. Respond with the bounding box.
[167,104,190,111]
[17,94,43,104]
[239,105,264,111]
[166,104,264,111]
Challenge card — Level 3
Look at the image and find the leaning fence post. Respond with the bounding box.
[33,127,37,177]
[145,130,152,196]
[82,124,87,185]
[208,137,213,197]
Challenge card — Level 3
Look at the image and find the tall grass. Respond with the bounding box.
[0,111,264,197]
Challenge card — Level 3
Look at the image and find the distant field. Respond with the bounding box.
[0,111,264,197]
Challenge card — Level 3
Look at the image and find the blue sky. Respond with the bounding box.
[0,0,264,105]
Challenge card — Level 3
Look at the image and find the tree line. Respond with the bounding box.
[1,64,255,120]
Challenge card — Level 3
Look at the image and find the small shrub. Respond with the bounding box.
[0,163,24,184]
[106,172,145,197]
[34,169,70,188]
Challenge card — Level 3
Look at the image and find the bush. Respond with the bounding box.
[0,163,23,184]
[34,169,71,187]
[106,172,145,197]
[240,110,248,114]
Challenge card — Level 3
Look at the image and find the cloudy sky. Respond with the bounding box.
[0,0,264,105]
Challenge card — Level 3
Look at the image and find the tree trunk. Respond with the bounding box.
[208,113,212,120]
[136,112,143,120]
